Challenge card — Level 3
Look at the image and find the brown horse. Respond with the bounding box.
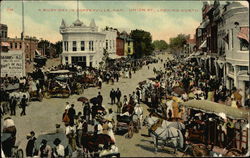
[81,133,114,156]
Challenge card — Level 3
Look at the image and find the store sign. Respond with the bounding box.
[1,51,25,77]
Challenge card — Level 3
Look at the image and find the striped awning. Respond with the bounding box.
[237,27,249,42]
[1,42,10,47]
[199,40,207,49]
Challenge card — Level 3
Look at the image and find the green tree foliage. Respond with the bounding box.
[130,29,154,58]
[169,34,189,52]
[54,41,63,55]
[153,40,168,51]
[38,40,62,57]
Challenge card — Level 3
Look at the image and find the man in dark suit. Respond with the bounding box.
[110,89,116,105]
[116,88,122,103]
[68,104,76,125]
[10,96,17,116]
[97,92,103,106]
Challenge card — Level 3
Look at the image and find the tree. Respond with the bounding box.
[54,41,63,56]
[168,34,189,53]
[130,29,154,58]
[153,40,168,51]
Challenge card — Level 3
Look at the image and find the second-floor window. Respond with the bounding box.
[240,39,249,51]
[72,41,77,51]
[81,41,85,51]
[64,41,68,51]
[106,40,108,50]
[89,41,94,51]
[231,29,234,49]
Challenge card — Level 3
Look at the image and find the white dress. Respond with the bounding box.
[107,122,116,142]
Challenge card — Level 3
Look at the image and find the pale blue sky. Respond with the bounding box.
[1,0,248,43]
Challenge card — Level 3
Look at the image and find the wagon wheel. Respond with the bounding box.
[16,149,24,158]
[127,121,134,138]
[225,148,242,156]
[44,92,51,99]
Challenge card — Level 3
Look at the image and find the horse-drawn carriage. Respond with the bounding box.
[44,70,72,99]
[79,74,98,88]
[181,100,250,157]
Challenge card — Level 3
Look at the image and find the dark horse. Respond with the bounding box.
[81,133,114,157]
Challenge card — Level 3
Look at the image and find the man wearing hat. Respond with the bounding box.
[26,131,36,157]
[52,138,65,157]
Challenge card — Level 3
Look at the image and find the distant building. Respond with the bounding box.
[116,31,134,57]
[60,18,105,68]
[8,36,39,61]
[0,24,9,52]
[102,27,117,55]
[0,24,8,41]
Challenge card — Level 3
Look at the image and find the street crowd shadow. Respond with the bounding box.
[136,143,177,155]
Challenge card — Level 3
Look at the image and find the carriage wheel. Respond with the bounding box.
[44,92,51,99]
[225,148,242,156]
[16,149,24,158]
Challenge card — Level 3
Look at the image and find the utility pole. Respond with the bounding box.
[22,0,26,76]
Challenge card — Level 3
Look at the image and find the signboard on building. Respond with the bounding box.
[0,51,25,78]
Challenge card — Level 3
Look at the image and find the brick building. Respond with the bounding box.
[8,36,39,61]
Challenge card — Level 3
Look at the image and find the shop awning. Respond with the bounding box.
[199,40,207,49]
[237,27,249,42]
[1,42,10,47]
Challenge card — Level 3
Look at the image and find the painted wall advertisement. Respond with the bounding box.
[0,51,25,78]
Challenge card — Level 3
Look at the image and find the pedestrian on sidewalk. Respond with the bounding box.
[20,95,28,116]
[116,88,122,103]
[9,97,17,116]
[129,70,132,78]
[110,89,116,105]
[68,104,76,126]
[83,102,91,124]
[97,92,103,106]
[26,131,37,157]
[98,77,102,89]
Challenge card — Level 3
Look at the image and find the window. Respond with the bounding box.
[89,41,94,51]
[10,43,13,49]
[15,43,17,49]
[81,41,85,51]
[110,40,112,49]
[240,38,249,51]
[72,41,77,51]
[128,41,130,46]
[20,43,22,49]
[239,66,248,71]
[65,57,68,65]
[128,47,131,53]
[231,29,233,49]
[64,41,68,51]
[106,40,108,49]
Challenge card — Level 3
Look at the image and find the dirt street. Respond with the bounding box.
[5,53,186,157]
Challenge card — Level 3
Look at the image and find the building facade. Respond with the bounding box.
[60,18,105,68]
[117,31,134,56]
[8,36,39,61]
[193,0,249,105]
[102,27,117,55]
[222,2,249,104]
[0,24,8,41]
[116,36,125,56]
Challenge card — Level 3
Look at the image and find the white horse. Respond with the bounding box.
[143,115,184,153]
[132,104,143,130]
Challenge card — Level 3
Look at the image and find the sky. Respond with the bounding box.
[0,0,249,43]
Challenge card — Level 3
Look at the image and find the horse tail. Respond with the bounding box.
[177,129,184,149]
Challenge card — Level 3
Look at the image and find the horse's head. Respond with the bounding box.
[143,115,158,128]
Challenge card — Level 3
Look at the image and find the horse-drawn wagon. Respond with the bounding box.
[181,100,250,157]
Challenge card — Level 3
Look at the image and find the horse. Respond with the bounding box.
[132,104,143,132]
[81,133,115,157]
[143,115,185,153]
